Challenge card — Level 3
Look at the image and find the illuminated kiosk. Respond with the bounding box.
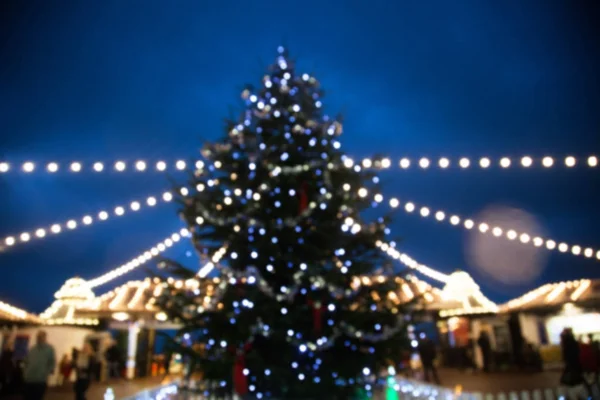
[75,277,220,379]
[0,300,41,351]
[499,278,600,366]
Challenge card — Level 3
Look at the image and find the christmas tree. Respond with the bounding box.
[156,47,410,399]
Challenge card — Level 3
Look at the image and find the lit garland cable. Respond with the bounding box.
[86,228,191,288]
[375,241,449,283]
[3,154,598,174]
[0,159,194,174]
[379,195,600,261]
[351,155,599,171]
[1,190,177,249]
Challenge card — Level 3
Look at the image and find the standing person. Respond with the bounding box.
[560,328,585,389]
[477,331,493,372]
[417,336,440,384]
[22,331,56,400]
[73,342,95,400]
[104,341,121,380]
[0,340,15,395]
[58,355,72,386]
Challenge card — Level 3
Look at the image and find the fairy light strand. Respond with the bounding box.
[1,190,177,250]
[383,195,599,261]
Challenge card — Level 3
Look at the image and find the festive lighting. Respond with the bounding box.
[384,195,598,261]
[86,228,190,288]
[0,300,39,322]
[376,241,449,283]
[2,191,176,250]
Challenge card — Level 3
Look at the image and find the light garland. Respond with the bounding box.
[86,228,190,288]
[0,160,191,174]
[381,195,600,262]
[353,155,600,171]
[375,241,449,283]
[1,190,177,250]
[0,300,40,323]
[501,278,592,312]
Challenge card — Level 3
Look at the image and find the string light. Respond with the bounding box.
[86,228,190,288]
[0,300,40,323]
[376,241,449,283]
[359,155,600,171]
[1,191,175,250]
[385,195,598,261]
[0,160,191,174]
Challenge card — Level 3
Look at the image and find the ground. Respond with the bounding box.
[4,369,597,399]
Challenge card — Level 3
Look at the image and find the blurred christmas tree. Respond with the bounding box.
[156,47,411,399]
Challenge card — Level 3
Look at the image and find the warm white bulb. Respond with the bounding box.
[499,157,511,168]
[163,192,173,202]
[380,158,391,168]
[519,233,530,243]
[20,232,31,242]
[571,245,581,256]
[520,156,533,168]
[130,201,140,211]
[405,202,415,212]
[419,158,430,169]
[115,161,126,171]
[47,162,59,172]
[546,240,556,250]
[176,160,186,170]
[22,162,35,172]
[389,198,399,208]
[399,158,410,169]
[492,227,502,237]
[156,161,167,171]
[464,219,474,229]
[587,156,598,167]
[98,211,109,220]
[558,243,568,253]
[93,162,104,172]
[114,206,125,216]
[67,220,77,229]
[147,197,157,206]
[82,215,93,225]
[449,215,460,225]
[35,228,46,238]
[362,158,372,168]
[459,158,470,168]
[479,157,491,168]
[135,161,147,171]
[438,157,450,168]
[374,194,383,203]
[50,224,61,234]
[358,188,368,198]
[584,248,593,258]
[435,211,445,221]
[70,162,82,172]
[542,156,554,167]
[5,237,15,246]
[478,223,489,233]
[420,207,430,217]
[506,230,517,240]
[0,162,9,173]
[565,156,576,167]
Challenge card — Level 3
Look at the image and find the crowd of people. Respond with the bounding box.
[0,331,123,400]
[560,328,599,394]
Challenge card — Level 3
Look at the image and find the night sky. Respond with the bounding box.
[1,0,599,313]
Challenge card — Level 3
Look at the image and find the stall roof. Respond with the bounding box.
[500,279,600,313]
[0,300,41,325]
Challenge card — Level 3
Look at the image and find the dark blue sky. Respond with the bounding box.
[1,0,599,313]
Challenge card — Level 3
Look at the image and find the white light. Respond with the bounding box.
[358,188,368,198]
[50,224,61,234]
[0,162,9,173]
[281,308,288,315]
[35,228,46,238]
[438,157,450,168]
[115,161,126,171]
[420,207,430,217]
[176,160,186,170]
[542,156,554,167]
[381,158,391,168]
[5,237,15,246]
[565,156,576,167]
[419,158,430,169]
[114,206,125,216]
[343,158,354,168]
[449,215,460,225]
[20,232,30,242]
[147,197,157,206]
[399,158,410,169]
[156,161,167,171]
[521,156,533,167]
[374,194,383,203]
[67,220,77,229]
[459,158,470,168]
[572,245,581,256]
[500,157,511,168]
[362,367,370,376]
[506,230,517,240]
[162,192,173,202]
[130,201,141,211]
[519,233,530,243]
[70,162,82,172]
[98,211,109,220]
[405,202,415,212]
[23,162,35,172]
[464,219,474,229]
[533,237,544,247]
[492,227,502,237]
[47,162,59,172]
[479,157,491,168]
[546,240,556,250]
[93,162,104,172]
[588,156,598,167]
[389,198,399,208]
[135,160,147,171]
[82,215,93,225]
[478,223,489,233]
[558,243,569,253]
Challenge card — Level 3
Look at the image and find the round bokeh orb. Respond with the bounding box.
[465,205,548,286]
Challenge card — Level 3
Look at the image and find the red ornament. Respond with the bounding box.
[307,299,323,334]
[232,341,253,395]
[298,181,309,215]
